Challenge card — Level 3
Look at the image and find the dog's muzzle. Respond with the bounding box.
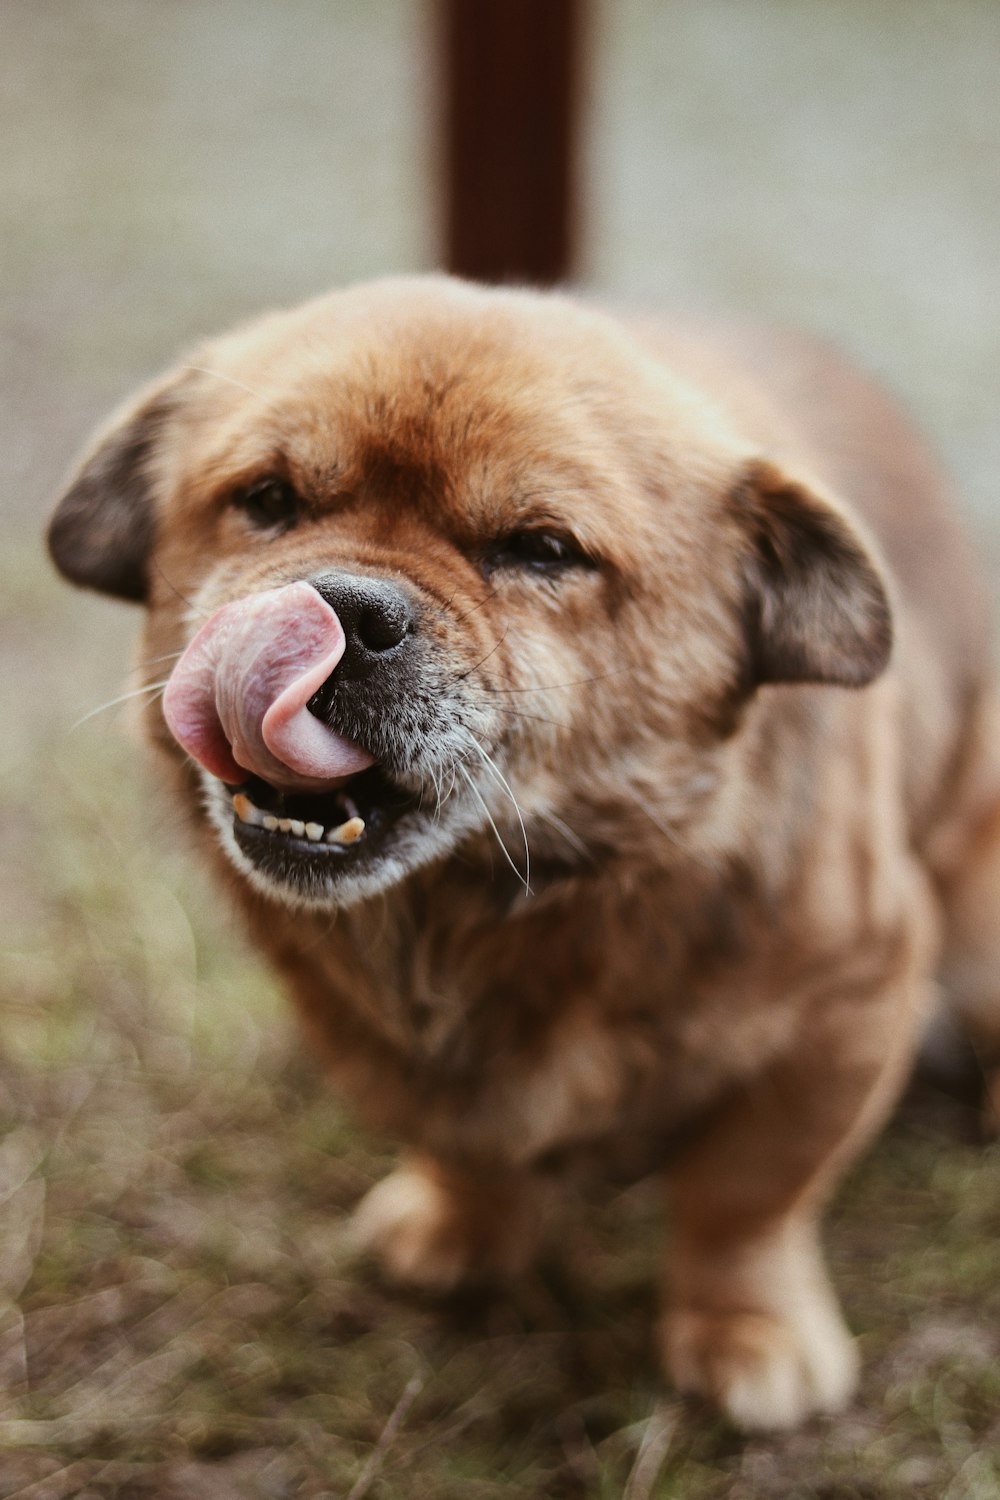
[161,574,423,879]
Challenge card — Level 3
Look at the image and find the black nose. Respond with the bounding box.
[309,571,414,682]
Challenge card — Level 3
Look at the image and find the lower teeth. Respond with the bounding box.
[232,793,366,845]
[327,816,365,846]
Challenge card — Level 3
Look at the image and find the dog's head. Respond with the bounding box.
[48,277,891,908]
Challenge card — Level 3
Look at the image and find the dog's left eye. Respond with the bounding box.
[232,477,301,532]
[484,529,594,576]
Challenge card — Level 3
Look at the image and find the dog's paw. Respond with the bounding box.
[351,1159,538,1293]
[661,1305,859,1432]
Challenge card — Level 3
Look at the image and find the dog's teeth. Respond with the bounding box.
[326,816,365,846]
[232,792,362,845]
[342,795,361,821]
[232,793,268,828]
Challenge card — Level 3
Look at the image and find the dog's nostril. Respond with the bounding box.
[358,601,409,654]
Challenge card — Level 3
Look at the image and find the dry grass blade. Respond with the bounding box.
[345,1370,426,1500]
[0,1299,29,1401]
[0,1181,46,1303]
[622,1404,678,1500]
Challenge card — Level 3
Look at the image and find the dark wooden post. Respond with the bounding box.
[439,0,585,285]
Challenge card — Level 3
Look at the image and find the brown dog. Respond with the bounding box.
[48,276,1000,1430]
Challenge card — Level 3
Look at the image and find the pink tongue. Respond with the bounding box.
[162,581,376,790]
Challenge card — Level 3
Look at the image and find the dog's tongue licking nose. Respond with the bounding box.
[162,581,375,791]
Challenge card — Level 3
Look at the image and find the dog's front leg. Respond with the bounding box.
[662,933,933,1432]
[352,1152,546,1292]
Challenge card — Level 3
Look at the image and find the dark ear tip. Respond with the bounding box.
[47,474,152,602]
[46,499,84,581]
[736,459,894,691]
[47,531,147,603]
[46,489,85,583]
[826,586,894,687]
[46,380,179,603]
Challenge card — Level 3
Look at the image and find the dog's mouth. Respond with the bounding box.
[225,763,420,878]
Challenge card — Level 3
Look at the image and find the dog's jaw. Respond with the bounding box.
[198,759,503,910]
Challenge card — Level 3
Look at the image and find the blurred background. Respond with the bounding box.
[2,3,999,1497]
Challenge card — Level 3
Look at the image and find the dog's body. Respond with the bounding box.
[49,277,1000,1431]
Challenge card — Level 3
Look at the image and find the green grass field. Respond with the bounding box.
[2,546,999,1500]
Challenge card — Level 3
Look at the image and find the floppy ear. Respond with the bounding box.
[47,379,181,603]
[734,459,893,688]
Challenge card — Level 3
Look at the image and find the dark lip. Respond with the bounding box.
[226,764,420,886]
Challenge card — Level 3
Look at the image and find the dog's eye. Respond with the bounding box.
[232,477,300,532]
[485,529,594,577]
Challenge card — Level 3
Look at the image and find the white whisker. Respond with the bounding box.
[181,364,286,416]
[427,760,442,819]
[457,764,531,894]
[463,736,531,893]
[70,679,171,731]
[135,649,185,669]
[535,807,592,862]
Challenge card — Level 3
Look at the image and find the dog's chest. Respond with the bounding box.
[304,871,806,1167]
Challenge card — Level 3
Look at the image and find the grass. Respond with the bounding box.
[3,547,999,1499]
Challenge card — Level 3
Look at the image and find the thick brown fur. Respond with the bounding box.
[48,277,1000,1431]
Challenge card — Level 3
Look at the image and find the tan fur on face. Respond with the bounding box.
[48,275,1000,1431]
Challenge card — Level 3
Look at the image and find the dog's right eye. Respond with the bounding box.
[232,477,300,532]
[483,528,595,577]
